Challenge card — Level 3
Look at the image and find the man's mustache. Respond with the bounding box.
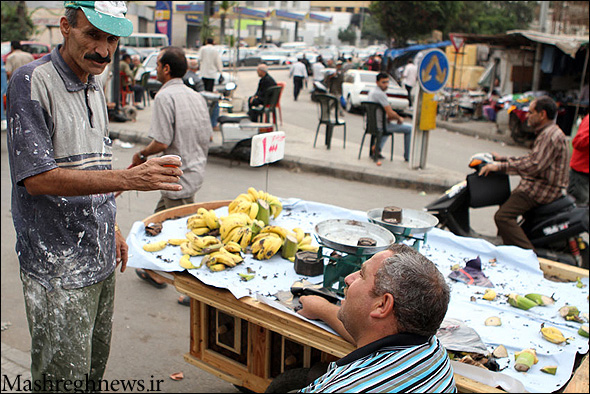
[84,53,111,63]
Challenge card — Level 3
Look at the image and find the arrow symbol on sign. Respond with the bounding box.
[421,55,447,84]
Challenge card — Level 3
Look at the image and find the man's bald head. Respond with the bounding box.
[257,63,268,77]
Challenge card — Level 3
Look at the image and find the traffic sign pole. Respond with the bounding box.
[409,49,450,169]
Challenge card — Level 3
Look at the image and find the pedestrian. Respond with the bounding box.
[120,52,144,109]
[312,55,326,82]
[5,40,35,80]
[402,59,417,108]
[367,72,412,163]
[133,46,212,305]
[297,244,456,393]
[290,57,308,101]
[479,96,569,250]
[567,114,589,206]
[6,2,183,391]
[247,63,277,122]
[198,37,222,92]
[325,60,343,97]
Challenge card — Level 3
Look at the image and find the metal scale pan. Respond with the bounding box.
[366,208,439,236]
[315,219,396,255]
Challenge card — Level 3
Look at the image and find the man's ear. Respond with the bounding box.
[60,16,71,38]
[369,293,394,319]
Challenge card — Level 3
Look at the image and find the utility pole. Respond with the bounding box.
[532,1,549,92]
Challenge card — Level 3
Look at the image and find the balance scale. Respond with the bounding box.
[314,209,439,296]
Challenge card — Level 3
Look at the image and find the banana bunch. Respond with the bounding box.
[251,226,293,260]
[219,213,257,249]
[540,324,568,344]
[186,208,220,236]
[202,246,244,271]
[179,233,223,256]
[227,187,283,225]
[292,227,318,253]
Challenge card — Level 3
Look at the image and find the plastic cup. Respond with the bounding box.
[162,154,181,168]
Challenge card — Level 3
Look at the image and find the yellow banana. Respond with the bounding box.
[209,263,227,272]
[260,225,289,240]
[187,218,207,230]
[237,200,252,214]
[239,227,252,249]
[197,207,209,216]
[209,252,237,267]
[225,241,242,254]
[186,231,198,243]
[190,235,205,250]
[292,228,305,244]
[540,324,567,344]
[247,187,260,201]
[191,227,210,236]
[237,192,255,202]
[180,254,197,269]
[298,234,312,246]
[251,232,280,244]
[203,209,219,230]
[256,235,282,260]
[249,202,259,219]
[201,236,220,246]
[168,238,188,246]
[143,240,168,252]
[298,244,319,253]
[180,241,201,256]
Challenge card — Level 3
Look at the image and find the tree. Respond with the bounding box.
[1,1,35,42]
[361,13,387,44]
[338,26,357,45]
[368,1,536,47]
[218,0,237,46]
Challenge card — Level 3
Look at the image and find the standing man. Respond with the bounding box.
[6,1,183,390]
[325,60,344,98]
[567,114,589,206]
[133,47,212,303]
[297,244,455,393]
[198,37,222,92]
[402,59,417,108]
[479,96,569,250]
[247,63,277,121]
[368,72,412,163]
[290,57,308,101]
[5,40,35,80]
[312,55,326,83]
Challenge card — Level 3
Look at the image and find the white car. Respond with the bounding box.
[341,70,409,113]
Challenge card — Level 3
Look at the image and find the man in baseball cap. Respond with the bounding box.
[64,1,134,37]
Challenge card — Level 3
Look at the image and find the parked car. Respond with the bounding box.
[1,41,51,63]
[341,69,409,113]
[258,50,290,65]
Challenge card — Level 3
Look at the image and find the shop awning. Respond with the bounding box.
[272,9,306,22]
[176,3,219,13]
[384,41,451,61]
[233,6,270,21]
[450,30,588,58]
[306,12,332,24]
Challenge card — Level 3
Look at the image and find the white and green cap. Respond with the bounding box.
[64,1,133,37]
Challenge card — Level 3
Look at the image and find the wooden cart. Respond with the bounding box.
[144,201,589,393]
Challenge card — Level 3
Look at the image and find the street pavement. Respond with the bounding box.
[1,68,531,392]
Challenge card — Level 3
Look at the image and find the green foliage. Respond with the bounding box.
[1,1,35,42]
[361,13,387,43]
[338,25,357,45]
[369,1,536,47]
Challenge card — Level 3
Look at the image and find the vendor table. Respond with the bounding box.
[136,200,588,393]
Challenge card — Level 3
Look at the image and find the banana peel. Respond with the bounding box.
[540,365,557,375]
[578,325,589,338]
[559,305,584,323]
[507,293,537,310]
[540,323,568,344]
[514,348,538,372]
[485,316,502,326]
[492,345,508,358]
[524,293,555,306]
[482,289,496,301]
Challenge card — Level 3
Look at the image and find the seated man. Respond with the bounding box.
[247,64,277,122]
[479,96,569,250]
[367,72,412,162]
[297,244,456,393]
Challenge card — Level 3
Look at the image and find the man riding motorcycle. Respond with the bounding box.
[479,96,569,250]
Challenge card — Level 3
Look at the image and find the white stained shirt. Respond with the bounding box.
[403,62,418,87]
[198,45,222,79]
[312,62,325,81]
[290,61,308,78]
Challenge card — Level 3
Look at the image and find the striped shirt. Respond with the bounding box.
[6,45,116,291]
[299,334,456,393]
[497,122,569,204]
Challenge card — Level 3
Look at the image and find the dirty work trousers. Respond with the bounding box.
[21,271,116,393]
[494,191,539,250]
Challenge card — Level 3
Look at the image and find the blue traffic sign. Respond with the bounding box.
[418,49,449,93]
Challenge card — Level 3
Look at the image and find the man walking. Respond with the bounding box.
[290,57,308,101]
[6,2,182,391]
[198,37,222,92]
[5,40,35,80]
[402,59,417,108]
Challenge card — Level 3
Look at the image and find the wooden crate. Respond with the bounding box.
[144,201,589,393]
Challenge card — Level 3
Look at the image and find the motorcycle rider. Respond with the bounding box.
[479,96,569,250]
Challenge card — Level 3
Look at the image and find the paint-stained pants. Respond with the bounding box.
[21,271,115,393]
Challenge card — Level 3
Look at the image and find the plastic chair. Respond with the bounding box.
[120,71,134,106]
[358,101,393,161]
[139,71,151,106]
[262,85,283,130]
[275,81,285,125]
[313,93,346,150]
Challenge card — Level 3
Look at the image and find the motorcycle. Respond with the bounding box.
[425,153,589,268]
[507,100,567,145]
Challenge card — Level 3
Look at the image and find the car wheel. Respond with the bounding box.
[345,95,354,113]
